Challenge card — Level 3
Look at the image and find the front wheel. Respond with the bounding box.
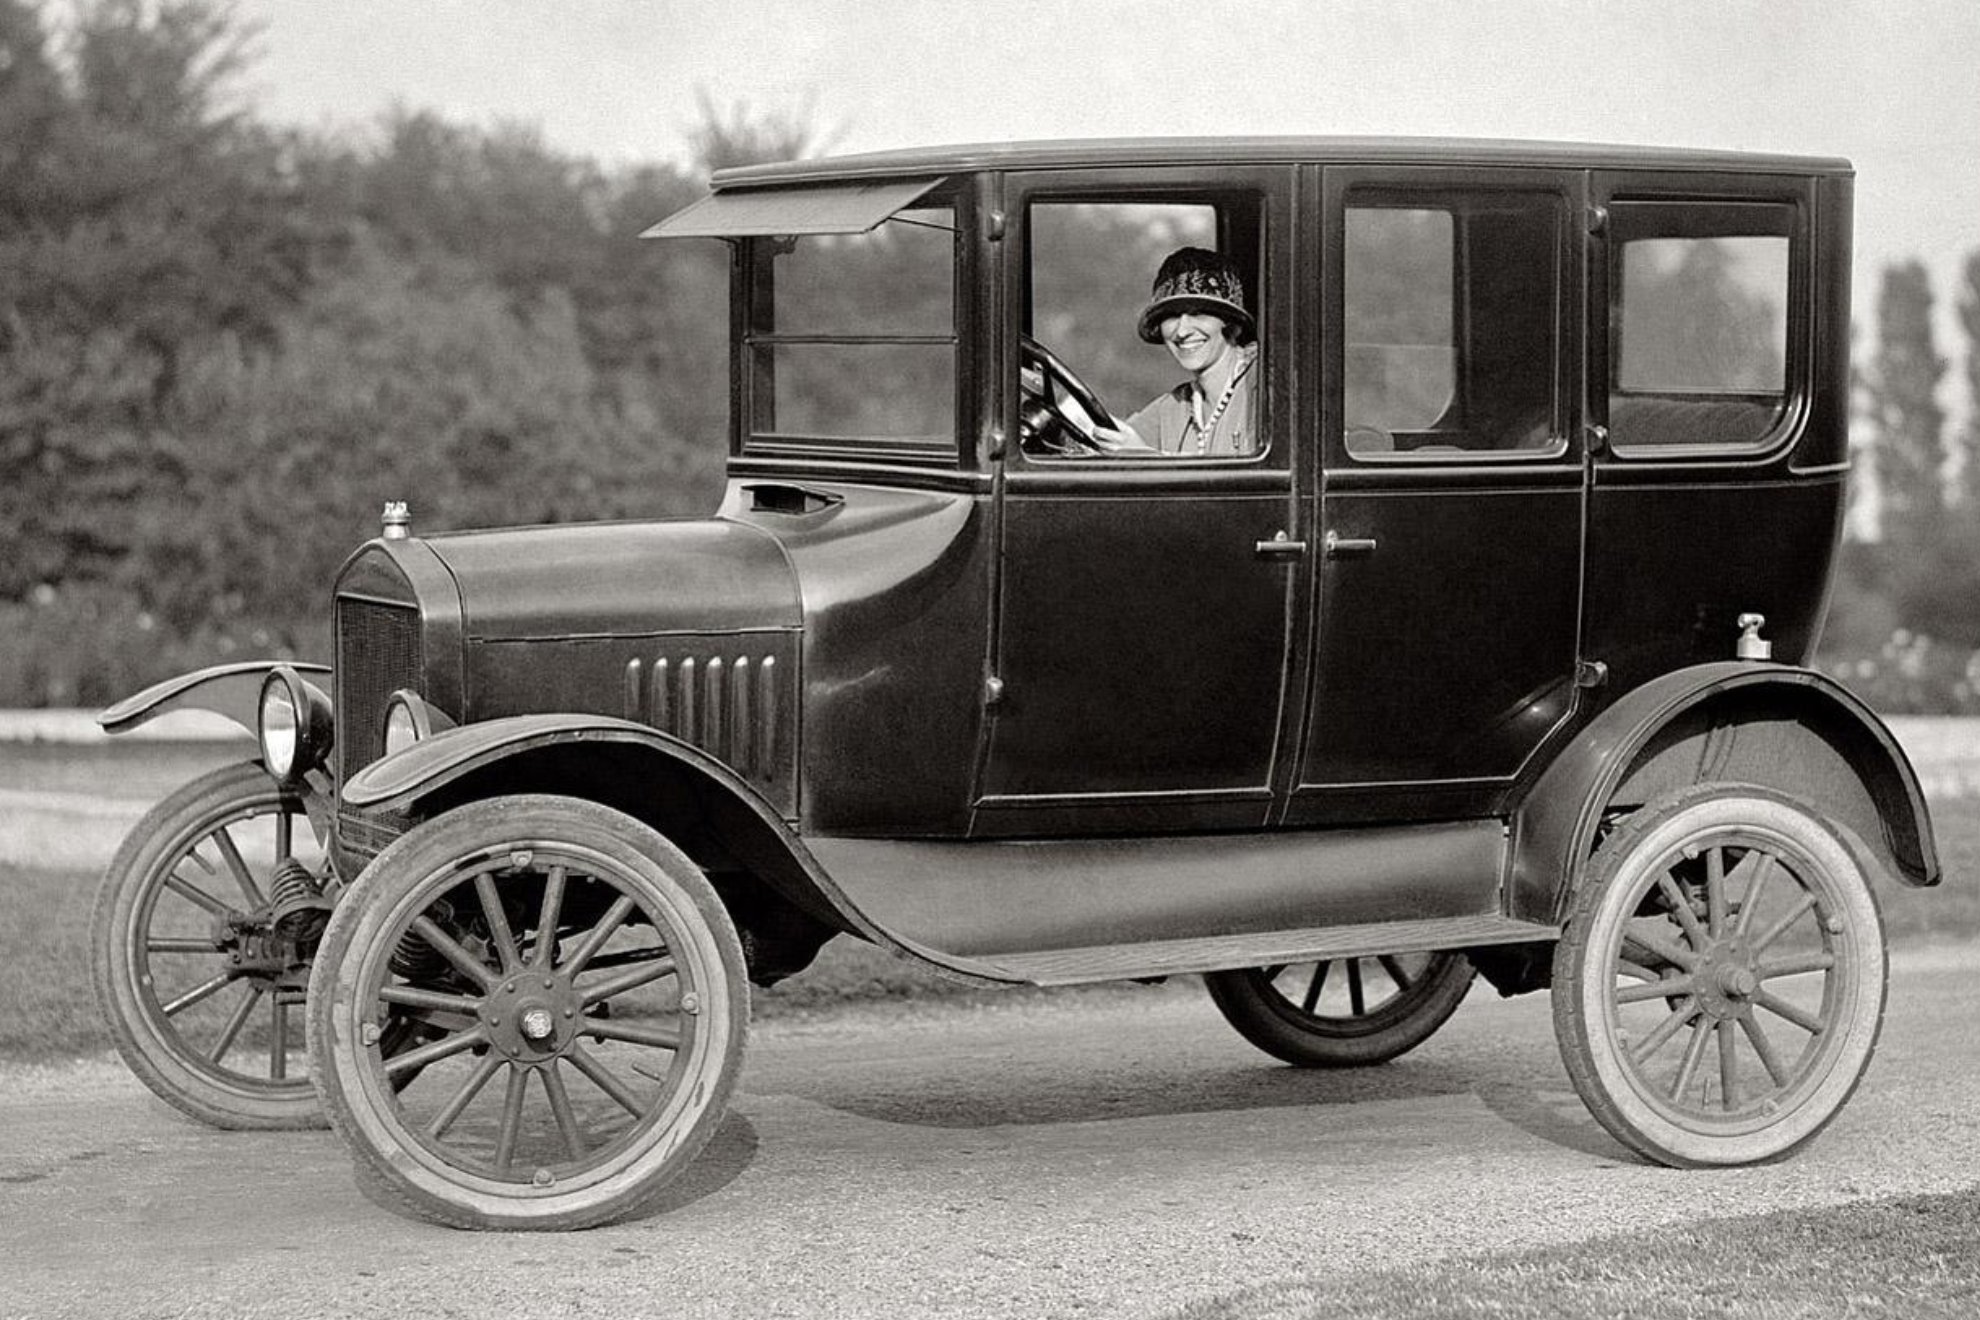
[307,796,748,1230]
[1204,951,1474,1067]
[90,761,326,1129]
[1553,784,1888,1167]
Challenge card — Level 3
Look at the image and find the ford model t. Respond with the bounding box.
[91,137,1941,1229]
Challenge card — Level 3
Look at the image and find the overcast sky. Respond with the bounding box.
[235,0,1980,399]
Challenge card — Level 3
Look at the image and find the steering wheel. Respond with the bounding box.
[1019,334,1122,455]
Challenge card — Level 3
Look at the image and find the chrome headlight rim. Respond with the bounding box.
[258,666,333,785]
[381,689,453,759]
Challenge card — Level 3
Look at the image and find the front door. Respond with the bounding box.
[1291,166,1587,824]
[976,169,1307,835]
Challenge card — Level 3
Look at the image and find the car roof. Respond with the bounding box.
[710,136,1853,190]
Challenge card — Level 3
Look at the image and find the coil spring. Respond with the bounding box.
[389,898,456,981]
[268,858,322,909]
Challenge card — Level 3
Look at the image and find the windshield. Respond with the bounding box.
[742,201,957,455]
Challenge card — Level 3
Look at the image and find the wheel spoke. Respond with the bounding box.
[561,895,636,977]
[565,1042,645,1117]
[1656,874,1706,946]
[531,866,566,970]
[1717,1019,1739,1110]
[542,1062,587,1160]
[270,996,289,1080]
[429,1053,503,1138]
[161,972,233,1017]
[583,1016,683,1051]
[1616,975,1696,1004]
[379,984,482,1015]
[1347,960,1367,1016]
[1670,1016,1712,1100]
[475,874,522,975]
[409,915,497,991]
[382,1024,489,1078]
[1733,854,1776,937]
[579,954,678,1007]
[1615,957,1664,983]
[1705,846,1728,937]
[163,871,235,920]
[208,984,263,1064]
[147,936,226,954]
[493,1066,528,1171]
[1623,925,1699,973]
[212,826,266,909]
[1751,989,1826,1035]
[1750,891,1817,955]
[1758,950,1836,979]
[1739,1010,1792,1087]
[1377,954,1414,991]
[1629,997,1701,1064]
[1301,962,1329,1014]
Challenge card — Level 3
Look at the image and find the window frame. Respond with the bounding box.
[1325,168,1577,469]
[1602,197,1807,460]
[1005,169,1284,473]
[734,182,969,466]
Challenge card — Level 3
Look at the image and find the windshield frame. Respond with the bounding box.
[732,178,980,469]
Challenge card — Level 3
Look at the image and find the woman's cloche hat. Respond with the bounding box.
[1136,246,1255,344]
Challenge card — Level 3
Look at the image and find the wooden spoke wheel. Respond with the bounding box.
[1205,950,1474,1067]
[307,796,748,1230]
[90,761,326,1129]
[1553,784,1888,1167]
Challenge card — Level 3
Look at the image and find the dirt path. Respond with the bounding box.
[3,947,1976,1320]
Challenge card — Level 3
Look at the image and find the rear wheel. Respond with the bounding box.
[308,795,748,1230]
[1553,784,1887,1167]
[1205,951,1474,1067]
[90,761,326,1129]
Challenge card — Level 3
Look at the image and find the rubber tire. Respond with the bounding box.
[307,795,749,1231]
[1204,951,1474,1067]
[89,761,324,1130]
[1552,783,1888,1167]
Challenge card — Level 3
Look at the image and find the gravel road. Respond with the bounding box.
[3,948,1976,1320]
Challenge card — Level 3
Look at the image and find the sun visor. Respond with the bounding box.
[642,178,944,239]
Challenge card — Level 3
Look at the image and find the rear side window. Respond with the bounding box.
[1608,203,1796,453]
[1343,191,1563,459]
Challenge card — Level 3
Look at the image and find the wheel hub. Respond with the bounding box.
[484,974,582,1059]
[1693,937,1759,1021]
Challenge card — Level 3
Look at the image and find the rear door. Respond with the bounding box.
[1290,165,1588,824]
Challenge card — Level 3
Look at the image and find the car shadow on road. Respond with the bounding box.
[773,1051,1632,1164]
[626,1110,761,1221]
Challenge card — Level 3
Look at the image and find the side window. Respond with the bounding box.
[745,201,957,452]
[1609,204,1793,452]
[1022,196,1264,461]
[1344,193,1561,458]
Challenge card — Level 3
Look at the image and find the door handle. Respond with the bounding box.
[1254,530,1308,559]
[1323,530,1378,559]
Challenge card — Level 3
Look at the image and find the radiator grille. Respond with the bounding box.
[335,597,422,784]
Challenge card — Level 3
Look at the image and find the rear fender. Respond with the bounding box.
[1509,662,1939,924]
[98,661,333,738]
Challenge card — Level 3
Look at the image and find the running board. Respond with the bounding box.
[960,916,1560,987]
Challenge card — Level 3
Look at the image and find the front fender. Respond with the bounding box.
[98,661,332,738]
[339,713,1024,988]
[1509,662,1940,924]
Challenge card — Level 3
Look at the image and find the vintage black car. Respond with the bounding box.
[91,137,1942,1230]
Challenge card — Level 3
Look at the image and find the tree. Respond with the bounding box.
[1863,259,1947,541]
[1957,250,1980,512]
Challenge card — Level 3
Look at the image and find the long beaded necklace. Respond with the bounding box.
[1190,350,1254,454]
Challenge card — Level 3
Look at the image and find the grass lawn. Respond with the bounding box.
[1167,1187,1980,1320]
[6,798,1976,1064]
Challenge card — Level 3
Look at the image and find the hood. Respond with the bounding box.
[423,517,802,640]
